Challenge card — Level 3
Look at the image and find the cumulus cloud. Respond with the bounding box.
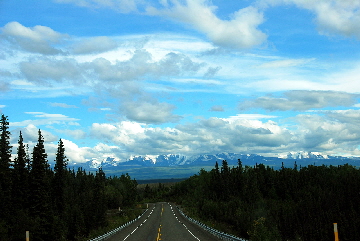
[37,49,205,85]
[261,0,360,38]
[294,111,360,153]
[85,108,360,158]
[54,0,268,48]
[18,124,58,143]
[296,0,360,38]
[120,97,182,124]
[90,121,145,146]
[1,22,67,54]
[90,116,292,156]
[147,1,267,49]
[61,139,87,163]
[239,90,360,111]
[20,58,83,85]
[71,36,118,54]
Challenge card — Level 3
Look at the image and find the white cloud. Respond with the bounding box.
[258,58,315,68]
[20,58,83,84]
[209,105,224,112]
[294,111,360,154]
[90,121,136,141]
[261,0,360,38]
[299,0,360,38]
[226,114,278,120]
[1,22,67,54]
[10,112,80,127]
[62,139,87,163]
[147,1,267,49]
[58,129,87,139]
[84,109,360,158]
[11,79,34,86]
[71,36,118,54]
[120,98,182,124]
[89,116,292,156]
[19,124,58,143]
[54,0,140,13]
[49,102,78,108]
[239,90,360,111]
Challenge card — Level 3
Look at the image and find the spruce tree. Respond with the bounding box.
[29,130,53,241]
[10,131,31,241]
[0,114,12,170]
[0,114,12,239]
[12,131,29,209]
[53,139,68,214]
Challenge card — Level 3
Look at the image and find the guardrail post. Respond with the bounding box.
[334,223,339,241]
[26,231,29,241]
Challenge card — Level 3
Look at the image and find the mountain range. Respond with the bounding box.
[68,152,360,179]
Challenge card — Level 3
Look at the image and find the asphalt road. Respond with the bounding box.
[106,202,223,241]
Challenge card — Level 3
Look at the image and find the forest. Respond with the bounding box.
[0,115,138,241]
[167,160,360,241]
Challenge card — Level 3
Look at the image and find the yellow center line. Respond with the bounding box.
[156,204,164,241]
[156,225,162,241]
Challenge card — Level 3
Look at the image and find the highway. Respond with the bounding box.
[106,202,223,241]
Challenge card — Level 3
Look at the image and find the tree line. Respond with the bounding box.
[168,159,360,241]
[0,115,138,241]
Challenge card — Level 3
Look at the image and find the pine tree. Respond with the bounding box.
[0,114,12,240]
[30,130,49,215]
[12,131,29,209]
[9,131,32,241]
[0,114,12,170]
[53,139,68,214]
[29,130,54,241]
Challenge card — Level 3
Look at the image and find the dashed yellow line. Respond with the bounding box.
[156,225,162,241]
[157,204,164,241]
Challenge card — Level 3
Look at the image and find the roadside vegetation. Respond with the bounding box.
[0,115,139,241]
[166,160,360,241]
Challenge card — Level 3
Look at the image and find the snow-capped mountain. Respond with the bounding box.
[69,152,360,171]
[67,152,360,179]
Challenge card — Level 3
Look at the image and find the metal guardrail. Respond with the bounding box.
[176,206,247,241]
[88,209,148,241]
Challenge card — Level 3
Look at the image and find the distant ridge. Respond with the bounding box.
[70,152,360,170]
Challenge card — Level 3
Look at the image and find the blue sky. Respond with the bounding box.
[1,0,360,164]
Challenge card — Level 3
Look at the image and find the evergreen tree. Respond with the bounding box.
[0,114,12,240]
[9,132,32,241]
[29,130,53,241]
[53,139,68,214]
[12,131,29,209]
[0,114,12,169]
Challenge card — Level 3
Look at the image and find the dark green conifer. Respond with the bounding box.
[0,114,12,239]
[53,139,68,214]
[12,131,29,209]
[29,130,53,241]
